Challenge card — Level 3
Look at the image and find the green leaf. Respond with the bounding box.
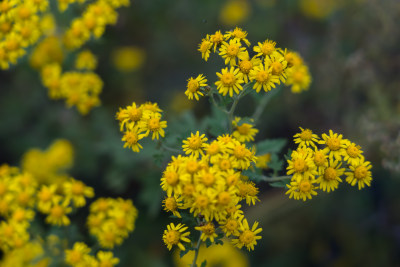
[256,138,287,155]
[269,180,288,188]
[200,260,207,267]
[205,239,212,248]
[241,169,265,183]
[206,105,228,137]
[268,153,284,173]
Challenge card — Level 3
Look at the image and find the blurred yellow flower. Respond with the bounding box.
[112,46,145,72]
[174,241,249,267]
[219,0,251,26]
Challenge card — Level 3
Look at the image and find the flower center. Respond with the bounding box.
[237,124,251,135]
[226,174,239,186]
[234,146,247,159]
[183,184,195,196]
[246,183,258,196]
[293,158,306,172]
[313,151,326,166]
[271,62,283,75]
[6,39,19,51]
[129,108,142,121]
[186,160,199,174]
[18,192,29,205]
[324,167,337,180]
[233,29,246,39]
[225,219,238,231]
[148,118,160,131]
[256,70,269,83]
[51,205,64,218]
[292,71,304,83]
[196,195,209,208]
[211,32,223,44]
[299,180,311,192]
[300,129,312,140]
[165,197,177,211]
[165,230,180,244]
[261,43,274,55]
[219,159,231,170]
[18,7,31,19]
[188,137,202,149]
[239,60,253,73]
[347,145,360,158]
[71,182,84,195]
[187,80,199,93]
[199,41,210,53]
[201,172,215,186]
[327,137,340,151]
[202,223,215,235]
[240,230,255,244]
[68,251,82,264]
[221,72,236,86]
[207,143,220,155]
[0,182,7,196]
[227,44,239,57]
[125,131,138,145]
[165,171,179,185]
[354,166,368,180]
[115,217,127,228]
[218,192,231,205]
[0,22,11,34]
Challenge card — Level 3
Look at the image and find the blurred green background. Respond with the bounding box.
[1,0,400,266]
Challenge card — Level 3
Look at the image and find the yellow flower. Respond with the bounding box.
[215,67,244,97]
[220,215,242,237]
[342,140,364,166]
[345,159,372,190]
[255,153,271,169]
[238,52,261,83]
[198,35,212,61]
[162,196,183,218]
[249,63,280,93]
[182,131,208,158]
[112,46,145,72]
[97,222,124,249]
[285,64,311,93]
[232,117,258,143]
[97,251,120,267]
[195,222,218,242]
[219,39,247,66]
[219,0,251,26]
[312,148,328,174]
[286,177,318,201]
[209,30,225,52]
[75,50,98,70]
[293,127,319,148]
[286,148,318,182]
[163,223,190,251]
[231,219,262,251]
[224,27,251,46]
[319,130,346,161]
[185,74,207,101]
[121,127,144,152]
[65,242,91,266]
[316,159,345,192]
[253,39,280,58]
[138,111,167,140]
[265,53,289,83]
[45,197,72,226]
[63,178,94,207]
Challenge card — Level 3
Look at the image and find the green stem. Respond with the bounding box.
[209,90,228,114]
[261,175,292,182]
[252,87,280,124]
[191,233,202,267]
[160,142,182,154]
[227,88,248,133]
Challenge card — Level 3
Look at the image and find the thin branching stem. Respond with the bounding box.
[252,87,280,124]
[190,233,202,267]
[261,175,292,182]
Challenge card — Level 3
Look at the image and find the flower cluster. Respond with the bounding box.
[285,128,373,201]
[116,101,168,152]
[185,27,311,100]
[87,197,138,249]
[232,117,259,143]
[0,0,51,69]
[40,62,103,115]
[161,133,262,251]
[62,0,129,50]
[21,139,74,184]
[65,242,119,267]
[1,0,130,114]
